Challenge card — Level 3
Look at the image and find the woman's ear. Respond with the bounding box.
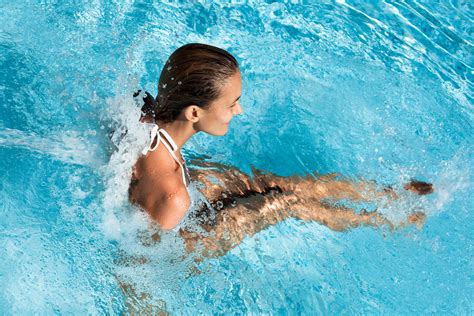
[183,105,202,123]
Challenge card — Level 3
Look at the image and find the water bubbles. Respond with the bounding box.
[167,66,172,71]
[222,232,230,241]
[162,83,167,89]
[178,81,182,85]
[171,77,174,81]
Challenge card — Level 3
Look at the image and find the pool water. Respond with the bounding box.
[1,0,473,314]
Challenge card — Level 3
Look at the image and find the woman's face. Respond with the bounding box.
[197,70,243,136]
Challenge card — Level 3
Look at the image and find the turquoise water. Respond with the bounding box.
[1,0,473,314]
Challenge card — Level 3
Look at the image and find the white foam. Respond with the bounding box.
[98,93,204,242]
[431,148,471,212]
[0,128,103,167]
[375,147,472,224]
[100,93,150,240]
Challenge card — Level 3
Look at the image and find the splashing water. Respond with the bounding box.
[1,0,473,314]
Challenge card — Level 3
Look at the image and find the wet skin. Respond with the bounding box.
[178,160,432,258]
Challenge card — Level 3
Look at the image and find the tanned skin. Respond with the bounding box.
[178,160,432,258]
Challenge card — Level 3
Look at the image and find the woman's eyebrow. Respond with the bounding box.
[232,95,241,103]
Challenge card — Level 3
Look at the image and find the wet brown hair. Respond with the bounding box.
[136,43,239,123]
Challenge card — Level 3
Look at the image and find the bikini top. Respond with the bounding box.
[141,124,191,187]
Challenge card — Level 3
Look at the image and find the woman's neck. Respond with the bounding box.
[156,119,197,150]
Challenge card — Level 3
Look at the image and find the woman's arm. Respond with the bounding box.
[182,161,431,258]
[188,159,404,205]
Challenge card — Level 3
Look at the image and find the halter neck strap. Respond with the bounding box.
[141,124,190,186]
[158,128,178,152]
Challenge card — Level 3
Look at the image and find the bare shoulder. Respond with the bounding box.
[130,145,189,212]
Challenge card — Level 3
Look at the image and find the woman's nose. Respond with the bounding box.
[233,101,243,115]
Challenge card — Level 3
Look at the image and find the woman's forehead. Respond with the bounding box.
[219,71,242,99]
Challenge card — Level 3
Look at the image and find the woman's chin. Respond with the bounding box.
[221,125,230,135]
[216,129,228,136]
[207,126,229,136]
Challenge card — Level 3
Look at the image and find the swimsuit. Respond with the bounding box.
[141,124,191,187]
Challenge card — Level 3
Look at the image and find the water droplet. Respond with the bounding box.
[178,81,182,85]
[162,83,167,88]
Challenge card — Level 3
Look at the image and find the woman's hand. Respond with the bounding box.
[404,180,434,195]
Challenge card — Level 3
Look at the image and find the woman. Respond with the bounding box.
[129,43,243,230]
[129,43,433,258]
